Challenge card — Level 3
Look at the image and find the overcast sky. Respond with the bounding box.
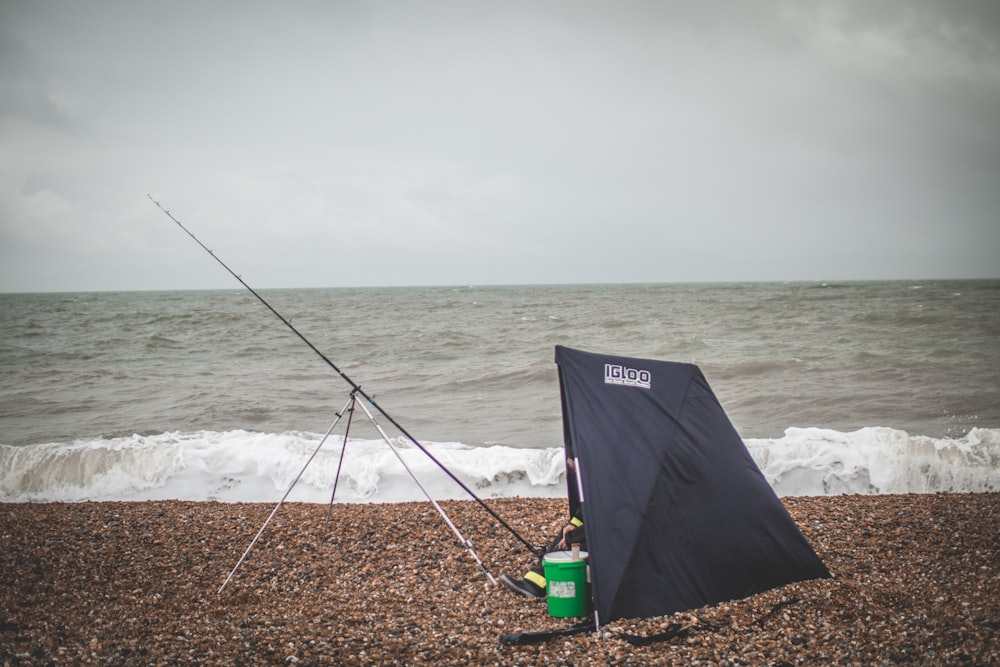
[2,1,998,292]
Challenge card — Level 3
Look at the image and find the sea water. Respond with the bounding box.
[2,281,998,502]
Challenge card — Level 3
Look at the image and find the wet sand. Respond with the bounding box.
[1,494,998,665]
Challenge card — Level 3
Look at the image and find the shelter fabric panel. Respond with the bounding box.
[554,346,830,622]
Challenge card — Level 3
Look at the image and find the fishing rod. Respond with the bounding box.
[147,194,541,556]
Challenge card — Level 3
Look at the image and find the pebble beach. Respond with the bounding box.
[2,493,998,666]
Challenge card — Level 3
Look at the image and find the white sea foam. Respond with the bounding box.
[746,427,1000,495]
[0,431,569,503]
[2,427,998,503]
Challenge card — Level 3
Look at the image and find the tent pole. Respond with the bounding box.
[572,454,599,626]
[572,456,585,504]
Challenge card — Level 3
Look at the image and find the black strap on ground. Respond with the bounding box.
[148,195,540,557]
[500,619,596,646]
[501,618,717,647]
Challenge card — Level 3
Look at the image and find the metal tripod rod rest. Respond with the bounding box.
[327,392,358,513]
[218,397,353,594]
[353,398,497,585]
[148,194,539,557]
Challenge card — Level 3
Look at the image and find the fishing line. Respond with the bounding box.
[148,194,540,556]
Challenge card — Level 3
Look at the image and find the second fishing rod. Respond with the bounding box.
[147,194,541,556]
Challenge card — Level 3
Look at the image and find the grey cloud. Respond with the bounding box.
[1,1,998,292]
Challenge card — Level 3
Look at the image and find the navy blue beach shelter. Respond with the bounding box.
[555,346,830,623]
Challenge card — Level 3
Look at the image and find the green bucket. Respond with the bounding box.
[542,550,591,618]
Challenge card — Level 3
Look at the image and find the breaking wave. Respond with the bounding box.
[2,427,998,503]
[746,427,1000,496]
[0,432,568,503]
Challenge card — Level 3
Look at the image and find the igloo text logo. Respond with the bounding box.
[604,363,652,389]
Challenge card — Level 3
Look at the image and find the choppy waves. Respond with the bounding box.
[2,427,998,503]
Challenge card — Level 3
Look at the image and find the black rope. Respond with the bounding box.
[615,620,712,647]
[148,194,540,556]
[754,596,802,629]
